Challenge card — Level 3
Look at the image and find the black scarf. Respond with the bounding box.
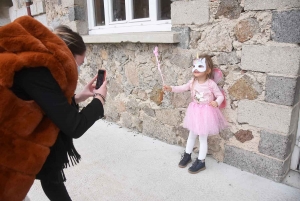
[36,97,81,183]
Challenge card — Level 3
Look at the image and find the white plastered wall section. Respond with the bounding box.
[8,0,47,24]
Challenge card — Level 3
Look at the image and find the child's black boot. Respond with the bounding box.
[178,152,192,168]
[188,159,206,174]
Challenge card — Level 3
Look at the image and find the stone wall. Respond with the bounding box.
[4,0,300,182]
[221,0,300,182]
[77,0,300,182]
[5,0,88,33]
[44,0,88,34]
[8,0,47,24]
[0,0,13,26]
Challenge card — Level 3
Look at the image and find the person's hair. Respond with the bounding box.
[198,54,214,79]
[53,25,86,56]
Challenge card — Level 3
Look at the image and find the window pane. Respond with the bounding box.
[158,0,171,20]
[94,0,105,26]
[112,0,126,21]
[133,0,149,19]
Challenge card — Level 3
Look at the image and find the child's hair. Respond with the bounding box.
[198,54,214,79]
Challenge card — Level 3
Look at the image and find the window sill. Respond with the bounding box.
[82,32,180,44]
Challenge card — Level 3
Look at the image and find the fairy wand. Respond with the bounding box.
[153,46,165,103]
[153,46,165,86]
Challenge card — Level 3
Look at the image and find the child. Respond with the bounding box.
[163,54,227,174]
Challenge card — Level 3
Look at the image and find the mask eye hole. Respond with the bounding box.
[198,65,204,68]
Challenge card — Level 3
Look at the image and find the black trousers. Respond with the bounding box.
[40,180,72,201]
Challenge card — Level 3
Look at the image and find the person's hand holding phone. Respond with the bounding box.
[74,75,98,104]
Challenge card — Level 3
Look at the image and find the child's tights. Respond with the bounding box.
[185,131,208,160]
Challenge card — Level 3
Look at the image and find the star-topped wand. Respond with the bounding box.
[153,46,165,104]
[153,46,165,86]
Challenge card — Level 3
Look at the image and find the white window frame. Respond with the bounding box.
[87,0,171,35]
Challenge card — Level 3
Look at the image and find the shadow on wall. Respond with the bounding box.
[0,0,13,26]
[0,0,13,7]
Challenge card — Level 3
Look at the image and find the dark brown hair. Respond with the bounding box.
[53,25,86,56]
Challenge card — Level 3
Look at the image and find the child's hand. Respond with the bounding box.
[163,85,172,92]
[209,101,218,108]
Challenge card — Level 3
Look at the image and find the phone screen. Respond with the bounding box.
[95,69,106,89]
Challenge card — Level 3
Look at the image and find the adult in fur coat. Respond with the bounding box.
[0,16,107,201]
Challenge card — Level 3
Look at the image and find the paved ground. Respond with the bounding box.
[27,120,300,201]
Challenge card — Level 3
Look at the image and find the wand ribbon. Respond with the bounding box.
[153,46,165,85]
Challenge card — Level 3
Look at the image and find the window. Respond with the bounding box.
[87,0,172,35]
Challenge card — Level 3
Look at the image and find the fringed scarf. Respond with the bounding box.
[36,98,81,183]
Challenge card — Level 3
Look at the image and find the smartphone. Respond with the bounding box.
[95,69,106,89]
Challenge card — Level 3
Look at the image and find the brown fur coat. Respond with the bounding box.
[0,16,78,201]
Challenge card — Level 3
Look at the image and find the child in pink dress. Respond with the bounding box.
[163,54,227,174]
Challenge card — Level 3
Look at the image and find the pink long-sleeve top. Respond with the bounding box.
[171,79,224,107]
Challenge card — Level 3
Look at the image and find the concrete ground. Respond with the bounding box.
[28,120,300,201]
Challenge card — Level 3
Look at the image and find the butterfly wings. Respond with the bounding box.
[212,68,223,84]
[212,68,226,109]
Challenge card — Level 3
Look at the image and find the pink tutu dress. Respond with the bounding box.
[172,79,227,136]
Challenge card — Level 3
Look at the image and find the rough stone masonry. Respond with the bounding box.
[71,0,300,182]
[16,0,297,182]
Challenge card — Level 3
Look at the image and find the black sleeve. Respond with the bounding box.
[14,67,104,139]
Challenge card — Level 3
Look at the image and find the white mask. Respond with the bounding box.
[192,58,206,72]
